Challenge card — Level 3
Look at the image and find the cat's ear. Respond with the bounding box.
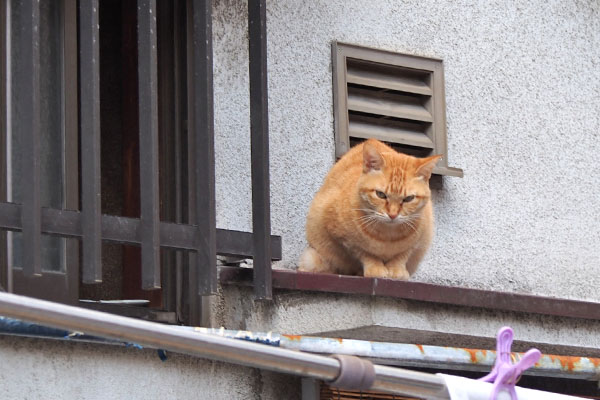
[415,155,442,180]
[363,141,384,172]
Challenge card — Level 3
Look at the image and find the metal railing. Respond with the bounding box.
[0,292,590,399]
[0,291,451,399]
[0,0,279,321]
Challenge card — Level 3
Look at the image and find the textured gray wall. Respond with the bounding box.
[0,335,299,400]
[213,0,600,300]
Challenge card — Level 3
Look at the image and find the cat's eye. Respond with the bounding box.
[403,195,415,203]
[375,190,387,199]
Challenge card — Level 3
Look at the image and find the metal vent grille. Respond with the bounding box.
[332,42,462,177]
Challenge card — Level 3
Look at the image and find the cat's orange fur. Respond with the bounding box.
[298,139,440,279]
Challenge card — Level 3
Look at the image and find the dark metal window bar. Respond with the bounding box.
[0,0,280,323]
[248,0,272,300]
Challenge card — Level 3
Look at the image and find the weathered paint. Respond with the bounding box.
[195,328,600,380]
[194,327,281,345]
[465,348,480,363]
[541,355,592,373]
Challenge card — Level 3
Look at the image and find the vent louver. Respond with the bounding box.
[332,42,463,177]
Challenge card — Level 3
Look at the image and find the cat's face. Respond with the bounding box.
[357,142,440,225]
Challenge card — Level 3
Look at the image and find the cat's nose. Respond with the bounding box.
[388,212,398,220]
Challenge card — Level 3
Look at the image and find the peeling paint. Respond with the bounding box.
[543,355,583,371]
[282,334,302,341]
[196,328,600,380]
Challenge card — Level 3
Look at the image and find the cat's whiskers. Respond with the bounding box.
[352,208,378,215]
[357,219,375,229]
[356,213,375,222]
[390,214,420,233]
[356,209,421,231]
[358,213,378,223]
[361,221,378,231]
[403,220,418,233]
[355,211,387,231]
[374,213,391,223]
[355,213,372,221]
[357,218,377,231]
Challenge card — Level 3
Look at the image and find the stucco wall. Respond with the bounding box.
[213,0,600,301]
[0,335,299,400]
[216,285,600,355]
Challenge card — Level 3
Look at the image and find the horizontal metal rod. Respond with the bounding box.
[0,202,281,259]
[0,292,449,399]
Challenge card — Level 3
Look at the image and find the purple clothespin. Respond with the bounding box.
[479,327,541,400]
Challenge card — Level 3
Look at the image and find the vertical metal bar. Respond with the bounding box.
[79,0,102,283]
[137,0,160,289]
[190,0,216,295]
[157,0,175,311]
[173,0,187,321]
[248,0,272,300]
[4,0,13,292]
[0,0,8,291]
[185,0,200,325]
[174,0,186,322]
[64,0,81,303]
[20,0,42,277]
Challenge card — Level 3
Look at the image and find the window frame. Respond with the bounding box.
[1,0,79,304]
[0,0,281,326]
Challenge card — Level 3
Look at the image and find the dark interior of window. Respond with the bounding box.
[0,0,190,324]
[0,0,280,326]
[78,0,189,322]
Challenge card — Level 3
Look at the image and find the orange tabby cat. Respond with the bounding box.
[298,139,440,279]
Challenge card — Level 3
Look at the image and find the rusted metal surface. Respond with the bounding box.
[6,317,597,380]
[196,327,600,380]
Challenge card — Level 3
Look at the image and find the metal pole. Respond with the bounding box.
[194,328,600,380]
[248,0,272,300]
[0,292,449,399]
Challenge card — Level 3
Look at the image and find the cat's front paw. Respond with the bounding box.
[363,263,389,278]
[387,266,410,280]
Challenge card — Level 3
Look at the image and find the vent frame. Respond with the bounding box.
[332,42,463,177]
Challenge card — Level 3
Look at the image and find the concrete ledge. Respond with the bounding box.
[219,267,600,321]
